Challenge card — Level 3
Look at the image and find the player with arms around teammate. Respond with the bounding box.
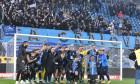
[67,56,82,84]
[16,41,28,84]
[26,50,38,83]
[87,55,98,84]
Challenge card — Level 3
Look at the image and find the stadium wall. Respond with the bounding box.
[0,25,139,49]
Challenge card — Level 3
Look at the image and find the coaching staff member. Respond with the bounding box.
[16,41,28,84]
[129,44,140,84]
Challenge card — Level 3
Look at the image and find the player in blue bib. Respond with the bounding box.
[87,55,98,84]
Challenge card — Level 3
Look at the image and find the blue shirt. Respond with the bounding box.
[89,50,97,56]
[75,54,83,64]
[89,60,97,75]
[88,50,97,61]
[38,51,43,65]
[99,54,108,67]
[98,54,102,66]
[72,61,78,73]
[78,55,83,64]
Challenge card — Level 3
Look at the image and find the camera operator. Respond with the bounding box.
[129,44,140,84]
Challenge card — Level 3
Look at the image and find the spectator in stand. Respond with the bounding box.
[122,30,128,36]
[0,0,138,37]
[118,11,123,18]
[85,24,94,34]
[98,14,103,22]
[126,22,132,31]
[94,2,100,13]
[136,9,140,19]
[108,24,114,34]
[113,20,119,34]
[109,2,136,18]
[104,16,108,23]
[129,30,136,36]
[135,31,140,37]
[0,1,2,24]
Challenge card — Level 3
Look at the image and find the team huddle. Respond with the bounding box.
[16,40,111,84]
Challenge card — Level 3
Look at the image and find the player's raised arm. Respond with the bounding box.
[43,40,47,46]
[54,41,60,51]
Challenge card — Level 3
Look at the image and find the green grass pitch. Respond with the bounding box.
[0,78,135,84]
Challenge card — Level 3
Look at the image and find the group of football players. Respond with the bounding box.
[16,40,111,84]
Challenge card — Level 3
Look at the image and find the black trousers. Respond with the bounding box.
[69,73,79,82]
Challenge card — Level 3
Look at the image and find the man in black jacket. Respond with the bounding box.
[129,44,140,84]
[44,42,60,83]
[53,52,69,83]
[45,47,56,83]
[66,56,82,84]
[16,41,28,84]
[67,46,76,61]
[55,46,65,57]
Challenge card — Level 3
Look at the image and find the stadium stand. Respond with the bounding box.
[0,0,139,37]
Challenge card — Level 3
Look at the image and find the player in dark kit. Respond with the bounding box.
[67,46,76,61]
[44,42,60,83]
[26,51,37,83]
[55,46,65,57]
[74,50,83,83]
[36,45,47,83]
[16,41,28,84]
[66,46,76,83]
[67,56,82,84]
[44,47,56,83]
[30,49,41,83]
[53,52,69,83]
[87,55,98,84]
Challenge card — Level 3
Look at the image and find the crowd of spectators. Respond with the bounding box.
[109,2,137,17]
[0,0,139,37]
[108,1,140,36]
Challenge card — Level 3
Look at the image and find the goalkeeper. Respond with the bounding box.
[79,46,87,83]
